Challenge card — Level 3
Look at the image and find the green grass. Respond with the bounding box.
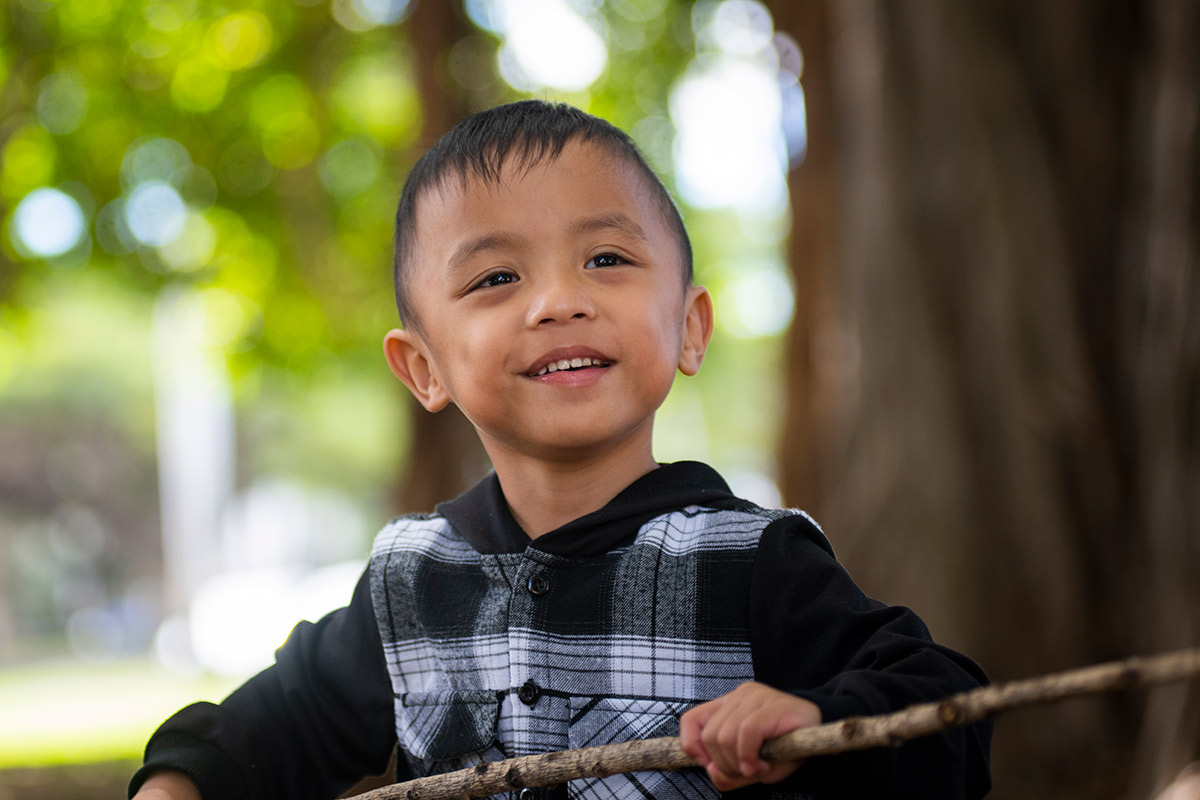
[0,660,241,768]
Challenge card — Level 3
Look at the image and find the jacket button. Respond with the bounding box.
[526,574,549,595]
[517,679,541,706]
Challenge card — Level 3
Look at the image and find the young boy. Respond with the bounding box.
[130,101,991,800]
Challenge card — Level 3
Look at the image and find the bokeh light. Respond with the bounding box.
[771,31,808,165]
[719,263,794,339]
[352,0,413,26]
[159,210,218,272]
[170,58,231,112]
[36,71,89,134]
[11,187,87,258]
[331,53,421,147]
[193,287,258,348]
[124,180,186,247]
[671,58,787,211]
[463,0,504,34]
[330,0,414,31]
[206,11,274,70]
[144,0,192,33]
[695,0,774,55]
[251,74,321,169]
[122,137,192,190]
[447,35,500,93]
[670,0,790,212]
[494,0,607,92]
[56,0,121,33]
[319,137,381,199]
[2,125,57,200]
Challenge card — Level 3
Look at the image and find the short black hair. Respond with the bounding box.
[392,100,693,329]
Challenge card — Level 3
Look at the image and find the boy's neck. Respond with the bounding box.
[486,438,660,539]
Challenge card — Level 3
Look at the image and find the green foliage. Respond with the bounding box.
[0,0,783,496]
[0,0,430,496]
[1,0,415,360]
[0,0,717,491]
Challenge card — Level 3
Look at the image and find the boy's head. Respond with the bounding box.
[392,100,693,330]
[382,100,713,476]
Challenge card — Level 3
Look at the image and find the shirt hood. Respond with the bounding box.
[435,461,743,557]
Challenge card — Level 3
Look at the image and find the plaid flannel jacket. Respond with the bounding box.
[131,462,991,800]
[369,466,801,799]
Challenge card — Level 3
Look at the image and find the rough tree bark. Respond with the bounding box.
[770,2,1200,798]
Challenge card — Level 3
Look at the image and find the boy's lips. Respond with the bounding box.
[525,347,614,377]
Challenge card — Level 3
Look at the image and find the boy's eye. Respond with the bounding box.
[586,253,624,269]
[473,270,518,290]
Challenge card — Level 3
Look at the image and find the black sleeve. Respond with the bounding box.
[129,569,402,800]
[749,514,992,800]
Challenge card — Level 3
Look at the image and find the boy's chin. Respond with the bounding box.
[480,425,656,466]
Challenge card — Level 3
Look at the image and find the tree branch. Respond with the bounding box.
[347,647,1200,800]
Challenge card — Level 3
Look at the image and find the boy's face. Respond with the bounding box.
[384,139,712,466]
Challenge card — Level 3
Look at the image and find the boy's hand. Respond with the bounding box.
[131,770,201,800]
[679,682,820,792]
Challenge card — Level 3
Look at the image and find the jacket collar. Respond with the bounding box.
[436,461,737,557]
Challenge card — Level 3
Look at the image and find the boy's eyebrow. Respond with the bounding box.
[446,214,650,276]
[447,232,523,275]
[570,212,649,241]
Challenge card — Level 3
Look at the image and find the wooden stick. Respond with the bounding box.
[348,647,1200,800]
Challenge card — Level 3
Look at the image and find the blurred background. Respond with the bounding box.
[0,0,1196,798]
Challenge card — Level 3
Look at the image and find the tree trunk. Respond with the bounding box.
[771,1,1200,797]
[1121,2,1200,791]
[766,0,839,513]
[392,0,489,514]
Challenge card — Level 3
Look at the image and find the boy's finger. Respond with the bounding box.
[708,714,753,777]
[718,693,766,766]
[678,717,710,764]
[734,711,774,775]
[679,699,723,764]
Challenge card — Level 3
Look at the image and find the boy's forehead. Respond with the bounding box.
[444,139,647,202]
[415,140,660,239]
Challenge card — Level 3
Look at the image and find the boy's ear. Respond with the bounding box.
[678,285,714,376]
[383,328,450,412]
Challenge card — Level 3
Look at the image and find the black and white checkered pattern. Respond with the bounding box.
[370,503,794,798]
[135,462,988,799]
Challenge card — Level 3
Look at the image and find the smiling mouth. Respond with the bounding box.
[529,356,612,377]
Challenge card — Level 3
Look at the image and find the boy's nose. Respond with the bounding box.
[526,272,597,326]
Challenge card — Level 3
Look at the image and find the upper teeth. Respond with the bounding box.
[535,357,605,376]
